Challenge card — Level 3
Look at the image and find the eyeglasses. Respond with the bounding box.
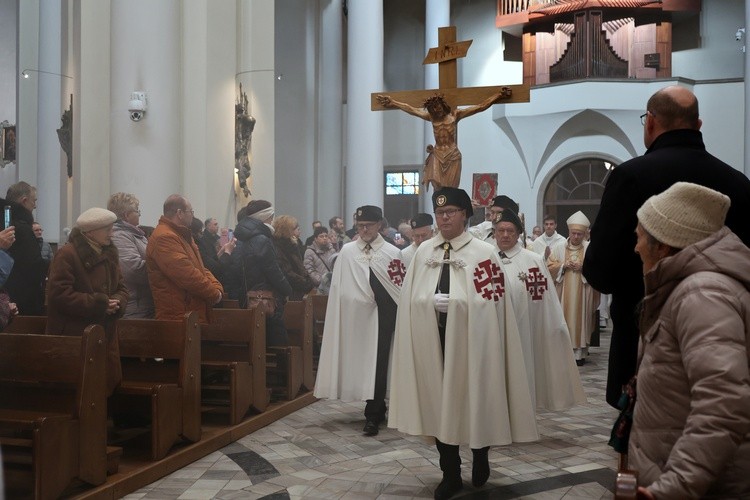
[434,208,464,219]
[356,222,378,231]
[640,111,654,125]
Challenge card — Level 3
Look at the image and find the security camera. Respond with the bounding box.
[128,91,147,122]
[736,28,745,41]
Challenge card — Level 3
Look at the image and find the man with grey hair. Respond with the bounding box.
[146,194,223,323]
[3,181,47,315]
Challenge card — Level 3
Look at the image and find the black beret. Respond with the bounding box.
[356,205,383,222]
[411,213,433,229]
[432,187,474,218]
[492,195,519,214]
[493,208,524,233]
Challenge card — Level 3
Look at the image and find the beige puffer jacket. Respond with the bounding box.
[630,226,750,499]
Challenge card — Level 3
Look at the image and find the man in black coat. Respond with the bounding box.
[3,182,48,315]
[583,86,750,408]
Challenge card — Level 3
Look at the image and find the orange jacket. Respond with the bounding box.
[146,216,223,323]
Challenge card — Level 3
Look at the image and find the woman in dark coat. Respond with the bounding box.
[273,215,314,301]
[233,200,292,346]
[46,208,128,396]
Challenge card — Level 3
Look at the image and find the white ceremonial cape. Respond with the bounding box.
[314,235,406,401]
[401,243,417,269]
[499,242,586,411]
[468,220,495,242]
[388,231,539,448]
[547,240,599,349]
[531,231,566,256]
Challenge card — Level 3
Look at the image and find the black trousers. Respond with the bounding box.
[364,270,397,423]
[435,439,489,474]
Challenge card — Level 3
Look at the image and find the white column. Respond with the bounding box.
[345,0,384,218]
[110,0,181,224]
[422,0,450,209]
[317,0,344,222]
[237,0,275,208]
[745,0,750,176]
[35,0,63,242]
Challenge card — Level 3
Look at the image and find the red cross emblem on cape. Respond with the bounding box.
[525,267,547,301]
[387,259,406,286]
[473,259,505,301]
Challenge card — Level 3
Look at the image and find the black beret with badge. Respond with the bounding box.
[492,195,519,214]
[356,205,383,222]
[410,213,433,229]
[493,207,524,233]
[431,187,474,218]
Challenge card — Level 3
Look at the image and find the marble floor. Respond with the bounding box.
[125,326,620,499]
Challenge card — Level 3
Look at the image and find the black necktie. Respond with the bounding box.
[500,251,508,259]
[364,243,372,255]
[438,242,451,293]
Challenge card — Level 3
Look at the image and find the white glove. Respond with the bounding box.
[434,293,450,314]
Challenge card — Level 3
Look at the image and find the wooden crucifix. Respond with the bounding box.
[372,26,529,191]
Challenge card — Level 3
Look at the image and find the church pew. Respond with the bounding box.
[309,294,328,373]
[111,312,201,460]
[201,306,270,424]
[3,315,48,334]
[0,326,108,500]
[266,299,313,400]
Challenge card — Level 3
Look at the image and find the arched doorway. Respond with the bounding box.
[542,158,614,236]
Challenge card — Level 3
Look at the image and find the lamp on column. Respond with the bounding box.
[21,69,73,80]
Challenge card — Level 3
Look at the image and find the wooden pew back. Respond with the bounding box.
[202,307,269,414]
[282,298,314,391]
[0,326,108,496]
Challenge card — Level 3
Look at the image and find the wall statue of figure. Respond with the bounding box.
[235,84,256,197]
[57,94,73,178]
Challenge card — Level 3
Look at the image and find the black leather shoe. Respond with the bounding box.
[434,476,463,499]
[362,420,379,436]
[576,358,586,367]
[472,453,490,487]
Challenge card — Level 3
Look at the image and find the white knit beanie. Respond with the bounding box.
[75,207,117,232]
[637,182,730,249]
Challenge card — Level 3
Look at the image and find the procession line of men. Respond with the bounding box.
[314,188,587,500]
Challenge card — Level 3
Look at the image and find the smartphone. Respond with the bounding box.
[227,229,234,241]
[3,206,10,230]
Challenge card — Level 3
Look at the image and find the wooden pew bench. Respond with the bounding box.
[0,326,108,500]
[201,306,270,424]
[309,294,328,374]
[111,312,201,460]
[266,298,314,400]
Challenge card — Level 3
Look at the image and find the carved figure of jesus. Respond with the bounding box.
[376,90,508,190]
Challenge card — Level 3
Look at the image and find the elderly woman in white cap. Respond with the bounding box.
[46,207,129,395]
[629,182,750,499]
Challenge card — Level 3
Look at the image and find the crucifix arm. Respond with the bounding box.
[376,95,431,121]
[455,89,508,121]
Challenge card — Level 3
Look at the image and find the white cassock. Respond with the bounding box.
[498,242,586,411]
[388,231,539,448]
[314,235,405,401]
[401,243,417,269]
[547,239,599,359]
[531,231,566,256]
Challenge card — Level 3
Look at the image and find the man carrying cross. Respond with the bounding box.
[377,91,507,190]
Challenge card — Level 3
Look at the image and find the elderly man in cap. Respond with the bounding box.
[389,188,537,499]
[46,207,128,395]
[547,211,599,365]
[401,213,433,268]
[629,182,750,499]
[314,205,406,436]
[493,209,586,412]
[468,195,519,243]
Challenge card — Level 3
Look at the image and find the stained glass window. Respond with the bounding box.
[385,171,420,195]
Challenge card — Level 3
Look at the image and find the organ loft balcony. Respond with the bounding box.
[494,0,702,85]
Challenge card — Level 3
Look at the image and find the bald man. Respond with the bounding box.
[583,85,750,408]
